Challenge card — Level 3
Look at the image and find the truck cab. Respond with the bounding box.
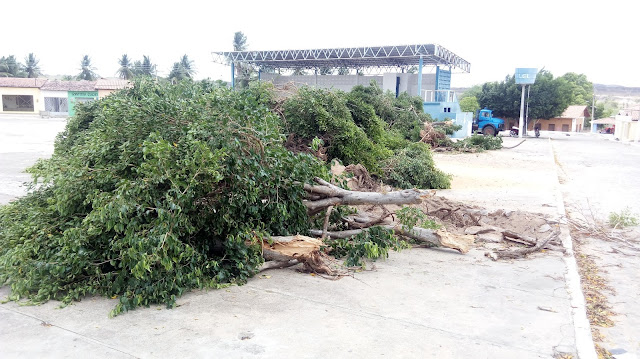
[472,108,505,136]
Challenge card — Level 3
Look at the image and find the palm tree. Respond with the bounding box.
[77,55,97,81]
[140,55,154,76]
[0,55,25,77]
[168,63,182,83]
[233,31,248,51]
[23,53,41,78]
[116,54,134,79]
[168,55,195,84]
[179,55,195,78]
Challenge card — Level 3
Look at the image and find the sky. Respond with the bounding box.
[3,0,640,88]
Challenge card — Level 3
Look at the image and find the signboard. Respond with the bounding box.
[515,68,538,84]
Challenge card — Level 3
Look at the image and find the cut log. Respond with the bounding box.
[310,224,471,254]
[262,235,338,275]
[260,259,300,271]
[265,235,323,258]
[303,177,432,215]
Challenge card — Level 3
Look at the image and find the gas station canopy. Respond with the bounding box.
[212,44,470,72]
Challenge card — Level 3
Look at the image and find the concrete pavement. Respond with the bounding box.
[0,116,591,358]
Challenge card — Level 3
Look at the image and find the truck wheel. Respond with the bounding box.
[482,126,496,136]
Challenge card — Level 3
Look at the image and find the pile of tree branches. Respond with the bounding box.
[0,79,463,315]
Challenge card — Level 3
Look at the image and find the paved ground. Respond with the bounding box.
[551,134,640,359]
[0,116,66,203]
[0,116,619,358]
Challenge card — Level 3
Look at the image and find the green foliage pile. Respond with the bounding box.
[282,87,391,173]
[282,82,449,188]
[453,134,503,151]
[0,79,327,315]
[328,226,409,267]
[382,142,451,189]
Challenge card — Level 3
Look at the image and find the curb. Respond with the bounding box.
[549,138,598,359]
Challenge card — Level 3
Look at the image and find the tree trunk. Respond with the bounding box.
[310,224,471,253]
[303,177,431,215]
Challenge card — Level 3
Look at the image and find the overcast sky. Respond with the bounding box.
[3,0,639,88]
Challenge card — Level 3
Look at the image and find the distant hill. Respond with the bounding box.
[593,83,640,98]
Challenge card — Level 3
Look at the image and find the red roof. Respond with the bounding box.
[41,80,97,91]
[0,77,47,88]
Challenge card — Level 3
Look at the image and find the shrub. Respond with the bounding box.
[608,208,639,228]
[382,142,451,189]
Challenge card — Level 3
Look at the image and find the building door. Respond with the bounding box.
[44,97,69,113]
[548,124,555,131]
[562,124,570,132]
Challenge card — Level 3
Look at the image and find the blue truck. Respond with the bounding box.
[472,108,505,136]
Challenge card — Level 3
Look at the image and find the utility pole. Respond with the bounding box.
[591,92,596,133]
[518,84,526,138]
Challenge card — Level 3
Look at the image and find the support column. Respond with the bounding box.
[518,84,526,138]
[417,55,424,99]
[231,62,235,89]
[315,68,318,87]
[258,68,261,83]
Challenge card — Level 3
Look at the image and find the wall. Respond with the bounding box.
[528,118,579,132]
[259,74,382,92]
[0,87,44,114]
[98,89,124,99]
[614,115,639,142]
[259,73,437,97]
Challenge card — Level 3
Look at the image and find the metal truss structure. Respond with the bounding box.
[212,44,470,73]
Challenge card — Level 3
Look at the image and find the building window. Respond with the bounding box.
[2,95,34,112]
[562,124,570,132]
[548,124,555,131]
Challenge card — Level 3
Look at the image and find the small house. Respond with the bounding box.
[0,78,47,114]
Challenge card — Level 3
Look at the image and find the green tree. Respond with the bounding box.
[527,71,572,120]
[233,31,248,51]
[459,96,480,114]
[560,72,593,105]
[594,98,618,119]
[476,71,572,120]
[337,67,350,75]
[132,56,155,77]
[77,55,98,81]
[291,68,307,76]
[116,54,134,80]
[0,55,25,77]
[23,53,41,78]
[319,67,333,75]
[168,55,195,83]
[140,55,155,76]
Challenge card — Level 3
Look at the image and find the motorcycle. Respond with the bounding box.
[510,126,519,137]
[511,126,541,138]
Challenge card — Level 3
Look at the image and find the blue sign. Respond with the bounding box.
[515,68,538,84]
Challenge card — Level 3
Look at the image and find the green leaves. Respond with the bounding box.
[0,79,327,315]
